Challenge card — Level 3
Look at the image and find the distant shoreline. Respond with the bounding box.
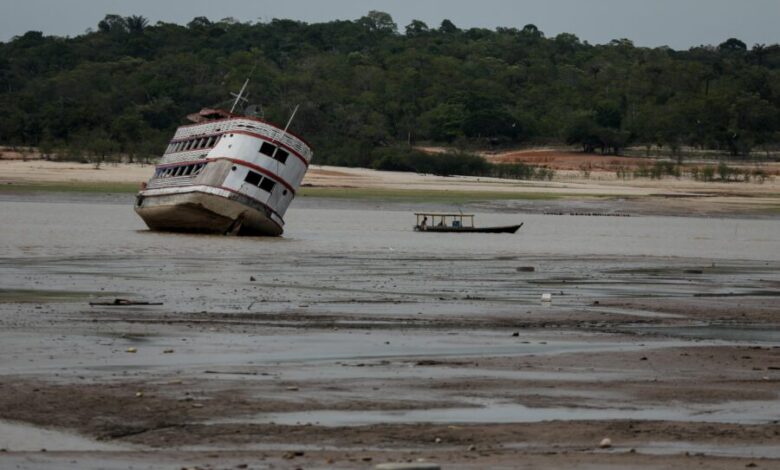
[1,159,778,217]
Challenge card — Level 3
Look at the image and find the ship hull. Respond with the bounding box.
[135,108,314,237]
[135,189,283,237]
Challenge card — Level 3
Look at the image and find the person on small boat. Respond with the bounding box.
[420,216,428,229]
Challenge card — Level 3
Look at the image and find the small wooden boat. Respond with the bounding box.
[413,213,523,234]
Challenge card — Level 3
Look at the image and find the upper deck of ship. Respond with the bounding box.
[158,108,313,166]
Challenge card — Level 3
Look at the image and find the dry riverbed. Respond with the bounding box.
[1,189,779,469]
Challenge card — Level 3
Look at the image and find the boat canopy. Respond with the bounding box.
[414,212,474,228]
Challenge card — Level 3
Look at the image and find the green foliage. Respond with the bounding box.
[0,12,779,169]
[633,161,680,179]
[371,148,490,176]
[370,147,553,180]
[621,161,772,183]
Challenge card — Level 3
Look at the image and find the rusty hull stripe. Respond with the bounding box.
[214,157,297,195]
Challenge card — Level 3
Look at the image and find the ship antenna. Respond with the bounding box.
[229,77,250,114]
[271,104,300,173]
[277,104,300,143]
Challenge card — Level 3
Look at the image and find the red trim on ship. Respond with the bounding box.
[166,130,309,168]
[229,130,309,168]
[212,157,297,195]
[178,114,313,150]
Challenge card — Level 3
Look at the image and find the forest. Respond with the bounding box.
[0,11,778,170]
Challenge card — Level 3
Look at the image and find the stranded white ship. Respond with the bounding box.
[135,81,312,236]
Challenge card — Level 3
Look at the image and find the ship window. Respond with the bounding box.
[260,142,275,157]
[259,178,276,192]
[207,136,215,147]
[282,189,288,196]
[183,165,193,176]
[274,148,289,164]
[193,163,205,175]
[245,171,262,186]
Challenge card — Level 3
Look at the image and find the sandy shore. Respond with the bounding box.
[0,160,780,208]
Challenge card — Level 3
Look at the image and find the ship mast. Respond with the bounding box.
[271,104,300,173]
[230,77,250,113]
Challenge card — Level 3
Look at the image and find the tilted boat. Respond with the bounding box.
[413,213,523,233]
[135,80,312,236]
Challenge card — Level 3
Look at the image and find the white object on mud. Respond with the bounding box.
[599,437,612,448]
[541,293,552,302]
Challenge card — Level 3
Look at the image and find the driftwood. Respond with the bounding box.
[89,298,163,306]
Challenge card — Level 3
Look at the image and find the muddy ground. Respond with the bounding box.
[1,194,779,469]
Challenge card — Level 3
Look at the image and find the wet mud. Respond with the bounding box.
[0,195,779,469]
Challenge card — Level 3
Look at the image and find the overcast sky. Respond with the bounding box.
[1,0,778,49]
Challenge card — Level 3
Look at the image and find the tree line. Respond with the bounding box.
[0,12,778,171]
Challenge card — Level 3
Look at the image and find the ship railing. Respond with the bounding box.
[146,175,197,190]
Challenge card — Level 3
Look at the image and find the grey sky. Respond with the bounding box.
[1,0,778,49]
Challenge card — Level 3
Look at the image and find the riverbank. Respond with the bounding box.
[1,159,779,217]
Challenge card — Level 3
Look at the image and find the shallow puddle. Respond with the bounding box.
[624,441,780,459]
[625,325,780,342]
[0,420,128,451]
[210,398,780,427]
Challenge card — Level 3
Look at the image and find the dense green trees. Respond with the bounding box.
[0,13,778,168]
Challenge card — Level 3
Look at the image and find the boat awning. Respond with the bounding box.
[414,212,475,217]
